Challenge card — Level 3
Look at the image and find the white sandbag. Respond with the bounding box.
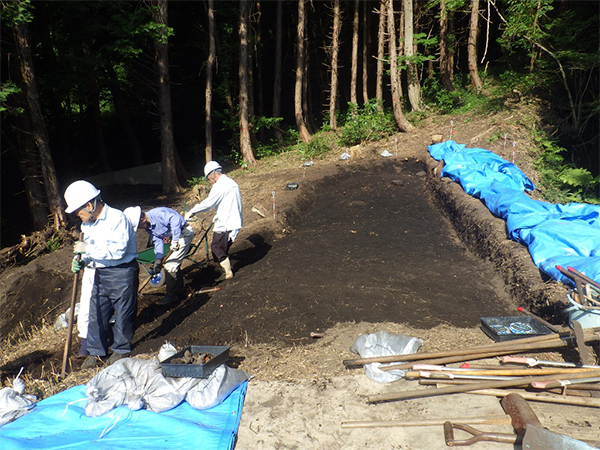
[0,388,37,426]
[0,368,37,426]
[186,365,250,410]
[85,358,198,417]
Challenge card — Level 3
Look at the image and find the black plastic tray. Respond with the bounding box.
[480,316,554,342]
[161,345,229,378]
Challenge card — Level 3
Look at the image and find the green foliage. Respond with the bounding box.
[253,116,287,158]
[186,176,210,189]
[496,71,539,97]
[46,236,61,253]
[1,0,34,25]
[422,77,494,115]
[398,33,437,69]
[533,131,599,204]
[296,133,333,160]
[0,82,23,114]
[498,0,553,55]
[338,100,396,147]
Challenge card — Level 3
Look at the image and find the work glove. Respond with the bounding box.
[71,256,85,273]
[184,211,194,221]
[73,240,88,254]
[152,260,162,275]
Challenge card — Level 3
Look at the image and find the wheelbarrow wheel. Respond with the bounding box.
[149,268,167,288]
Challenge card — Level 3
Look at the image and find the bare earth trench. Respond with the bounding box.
[1,110,597,448]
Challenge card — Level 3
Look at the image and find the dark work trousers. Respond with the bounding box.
[211,231,233,263]
[86,260,139,357]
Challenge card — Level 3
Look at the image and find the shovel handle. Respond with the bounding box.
[567,266,600,290]
[443,422,517,446]
[61,247,82,378]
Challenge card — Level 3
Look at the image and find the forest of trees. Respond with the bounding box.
[1,0,598,247]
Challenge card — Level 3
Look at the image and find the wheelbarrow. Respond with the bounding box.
[137,220,214,293]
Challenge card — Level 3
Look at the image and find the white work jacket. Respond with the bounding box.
[187,174,243,235]
[81,204,138,268]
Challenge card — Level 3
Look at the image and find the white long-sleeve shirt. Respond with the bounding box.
[81,204,138,268]
[187,174,243,235]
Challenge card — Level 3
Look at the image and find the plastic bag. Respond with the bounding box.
[54,303,80,330]
[349,330,423,383]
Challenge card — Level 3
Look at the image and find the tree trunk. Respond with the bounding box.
[361,0,369,105]
[105,65,144,166]
[82,41,111,173]
[375,0,386,111]
[386,0,413,132]
[439,0,454,91]
[12,80,48,229]
[294,0,311,143]
[153,0,183,193]
[403,0,422,111]
[350,0,359,105]
[468,0,483,90]
[239,0,256,164]
[329,0,341,131]
[204,0,216,163]
[529,0,542,72]
[13,20,66,228]
[302,41,316,134]
[255,1,265,142]
[272,0,283,142]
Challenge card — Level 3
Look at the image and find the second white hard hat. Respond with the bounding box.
[64,180,101,214]
[204,160,222,177]
[123,206,142,231]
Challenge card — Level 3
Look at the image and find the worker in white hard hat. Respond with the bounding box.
[185,161,242,280]
[136,206,195,305]
[76,206,142,358]
[64,180,138,369]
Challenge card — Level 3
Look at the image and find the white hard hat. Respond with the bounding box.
[123,206,142,231]
[64,180,101,213]
[204,160,222,177]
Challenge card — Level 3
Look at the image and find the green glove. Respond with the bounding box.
[71,256,85,273]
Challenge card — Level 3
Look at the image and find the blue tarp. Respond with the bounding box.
[0,382,247,450]
[428,140,600,287]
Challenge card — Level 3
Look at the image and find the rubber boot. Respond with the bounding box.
[78,337,88,356]
[219,257,234,280]
[157,271,180,305]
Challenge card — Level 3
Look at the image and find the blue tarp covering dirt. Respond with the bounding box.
[428,140,600,287]
[0,382,247,450]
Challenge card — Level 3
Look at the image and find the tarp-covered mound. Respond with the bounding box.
[428,140,600,286]
[0,382,247,450]
[0,358,248,450]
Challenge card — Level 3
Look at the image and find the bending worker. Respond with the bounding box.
[185,161,242,280]
[135,206,195,305]
[64,180,138,369]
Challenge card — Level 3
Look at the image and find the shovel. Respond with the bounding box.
[522,424,598,450]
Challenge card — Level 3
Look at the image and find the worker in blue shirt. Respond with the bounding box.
[137,206,195,305]
[64,180,138,369]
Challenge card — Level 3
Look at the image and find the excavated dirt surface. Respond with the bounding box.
[134,159,515,355]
